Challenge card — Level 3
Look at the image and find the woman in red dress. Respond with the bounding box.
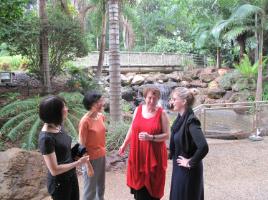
[119,86,170,200]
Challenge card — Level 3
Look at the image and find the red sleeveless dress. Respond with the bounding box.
[127,105,168,199]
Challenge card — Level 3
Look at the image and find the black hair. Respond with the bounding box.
[39,96,66,125]
[83,91,102,110]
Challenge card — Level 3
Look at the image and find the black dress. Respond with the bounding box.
[169,109,209,200]
[39,130,79,200]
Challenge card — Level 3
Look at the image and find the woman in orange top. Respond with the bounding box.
[79,91,106,200]
[119,86,170,200]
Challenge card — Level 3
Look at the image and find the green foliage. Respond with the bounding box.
[0,92,20,104]
[263,82,268,101]
[3,7,88,79]
[0,55,29,71]
[106,121,130,151]
[0,43,10,56]
[65,64,100,93]
[0,92,87,150]
[0,0,29,41]
[234,54,258,78]
[149,36,193,53]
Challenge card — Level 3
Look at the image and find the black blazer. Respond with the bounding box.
[170,113,209,167]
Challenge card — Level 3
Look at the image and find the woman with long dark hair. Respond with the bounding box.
[38,96,89,200]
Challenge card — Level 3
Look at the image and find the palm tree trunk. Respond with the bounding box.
[255,13,259,63]
[39,0,51,94]
[97,9,107,78]
[216,47,221,68]
[237,33,247,61]
[108,0,121,122]
[256,15,264,101]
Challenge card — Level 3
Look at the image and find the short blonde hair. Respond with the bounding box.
[172,87,195,107]
[143,86,161,99]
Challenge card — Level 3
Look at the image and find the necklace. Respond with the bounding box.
[44,123,61,132]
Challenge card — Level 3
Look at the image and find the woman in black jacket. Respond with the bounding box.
[169,87,209,200]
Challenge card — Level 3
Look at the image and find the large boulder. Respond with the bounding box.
[0,148,48,200]
[131,75,145,85]
[229,90,252,102]
[190,80,208,88]
[232,78,256,92]
[122,87,136,101]
[207,88,226,99]
[200,72,217,83]
[121,74,132,86]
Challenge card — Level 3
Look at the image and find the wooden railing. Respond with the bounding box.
[74,51,208,73]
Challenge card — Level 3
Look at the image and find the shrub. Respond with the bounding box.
[0,92,87,150]
[3,8,88,80]
[106,121,131,151]
[234,54,259,78]
[65,64,100,93]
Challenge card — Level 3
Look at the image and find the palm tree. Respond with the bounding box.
[211,4,263,61]
[108,0,122,122]
[39,0,51,94]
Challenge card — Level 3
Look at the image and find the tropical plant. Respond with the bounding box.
[106,120,130,151]
[0,92,87,150]
[65,64,100,93]
[3,7,88,81]
[234,54,258,78]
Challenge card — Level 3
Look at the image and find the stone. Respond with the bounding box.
[189,69,202,80]
[131,75,145,85]
[232,78,256,92]
[122,87,136,101]
[207,88,226,99]
[121,74,132,86]
[179,81,191,88]
[222,91,234,101]
[190,80,208,88]
[218,68,230,76]
[229,90,252,102]
[0,148,48,200]
[208,80,219,89]
[200,72,217,83]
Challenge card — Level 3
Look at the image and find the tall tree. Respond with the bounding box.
[108,0,122,122]
[39,0,51,94]
[97,1,107,78]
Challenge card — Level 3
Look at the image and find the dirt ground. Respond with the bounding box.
[44,137,268,200]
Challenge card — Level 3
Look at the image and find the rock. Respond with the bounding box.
[229,90,252,102]
[0,148,48,200]
[190,80,208,88]
[181,74,192,82]
[131,75,145,85]
[233,105,250,115]
[208,80,219,89]
[121,74,132,86]
[166,72,180,82]
[200,72,217,83]
[195,95,206,105]
[222,91,234,101]
[208,88,226,99]
[232,78,256,92]
[218,68,230,76]
[179,81,191,88]
[189,69,202,80]
[122,87,136,101]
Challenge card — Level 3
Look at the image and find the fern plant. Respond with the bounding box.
[0,92,87,150]
[234,54,258,78]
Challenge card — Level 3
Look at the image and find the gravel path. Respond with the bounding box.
[44,138,268,200]
[104,138,268,200]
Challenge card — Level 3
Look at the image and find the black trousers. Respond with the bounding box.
[131,187,160,200]
[48,173,79,200]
